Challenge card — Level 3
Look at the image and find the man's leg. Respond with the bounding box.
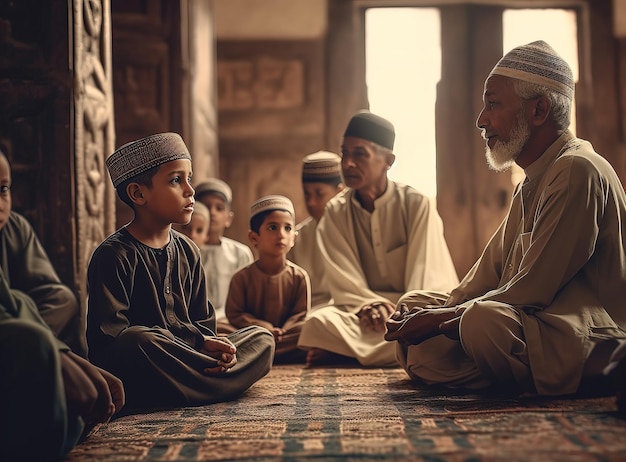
[460,301,533,392]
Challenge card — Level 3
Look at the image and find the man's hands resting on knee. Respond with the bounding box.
[384,304,465,344]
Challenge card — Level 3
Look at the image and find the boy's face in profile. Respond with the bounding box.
[176,212,209,247]
[197,193,233,238]
[136,159,195,226]
[303,181,343,221]
[0,154,12,231]
[250,210,295,257]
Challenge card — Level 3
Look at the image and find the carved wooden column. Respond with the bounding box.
[72,0,116,304]
[0,0,115,312]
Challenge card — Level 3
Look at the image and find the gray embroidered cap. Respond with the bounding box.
[489,40,574,100]
[106,133,192,188]
[302,151,342,184]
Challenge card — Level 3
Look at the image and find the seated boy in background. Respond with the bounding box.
[172,200,211,248]
[226,195,310,363]
[288,151,344,310]
[194,178,253,334]
[87,133,274,409]
[0,149,85,356]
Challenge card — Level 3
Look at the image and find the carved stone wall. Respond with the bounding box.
[217,40,326,246]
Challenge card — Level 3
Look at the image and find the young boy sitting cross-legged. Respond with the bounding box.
[225,195,310,363]
[86,132,274,409]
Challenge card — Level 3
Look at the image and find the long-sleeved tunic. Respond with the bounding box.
[440,132,626,394]
[0,211,82,355]
[87,227,274,408]
[298,181,459,366]
[403,132,626,395]
[226,260,310,359]
[289,216,332,309]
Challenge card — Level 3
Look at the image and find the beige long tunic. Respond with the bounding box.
[298,181,459,366]
[289,216,333,309]
[402,132,626,395]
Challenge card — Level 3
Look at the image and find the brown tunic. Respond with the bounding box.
[226,260,310,359]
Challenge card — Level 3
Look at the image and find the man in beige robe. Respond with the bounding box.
[298,111,459,367]
[386,41,626,397]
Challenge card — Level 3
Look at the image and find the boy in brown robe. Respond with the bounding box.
[226,195,310,363]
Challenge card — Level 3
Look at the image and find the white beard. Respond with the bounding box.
[485,111,530,172]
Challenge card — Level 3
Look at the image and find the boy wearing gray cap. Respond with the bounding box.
[225,195,310,363]
[288,151,344,310]
[194,178,254,334]
[87,133,274,409]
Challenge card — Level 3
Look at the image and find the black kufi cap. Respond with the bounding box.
[343,111,395,150]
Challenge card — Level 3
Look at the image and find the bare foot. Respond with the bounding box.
[305,348,355,367]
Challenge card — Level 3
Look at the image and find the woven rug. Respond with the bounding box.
[64,365,626,461]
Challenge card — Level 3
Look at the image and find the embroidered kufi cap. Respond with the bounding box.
[194,178,233,204]
[250,195,295,220]
[489,40,574,100]
[343,111,395,150]
[302,151,342,184]
[106,133,191,187]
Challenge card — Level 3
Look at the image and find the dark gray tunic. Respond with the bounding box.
[0,211,83,355]
[87,227,274,408]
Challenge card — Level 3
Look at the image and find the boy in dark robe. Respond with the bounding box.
[86,132,274,409]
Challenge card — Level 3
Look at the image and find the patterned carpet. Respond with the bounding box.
[64,365,626,461]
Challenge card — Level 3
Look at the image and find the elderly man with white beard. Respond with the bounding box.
[385,40,626,400]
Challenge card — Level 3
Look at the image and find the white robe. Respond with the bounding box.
[289,216,333,310]
[200,237,254,320]
[298,180,459,366]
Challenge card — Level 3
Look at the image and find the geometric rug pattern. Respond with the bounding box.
[64,365,626,461]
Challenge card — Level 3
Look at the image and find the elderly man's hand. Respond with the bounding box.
[385,305,463,344]
[358,302,396,333]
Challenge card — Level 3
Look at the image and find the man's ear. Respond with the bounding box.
[530,96,552,126]
[386,153,396,169]
[126,183,146,205]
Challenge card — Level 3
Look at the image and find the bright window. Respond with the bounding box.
[365,8,441,198]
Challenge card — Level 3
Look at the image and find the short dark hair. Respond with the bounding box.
[115,164,160,209]
[250,208,292,234]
